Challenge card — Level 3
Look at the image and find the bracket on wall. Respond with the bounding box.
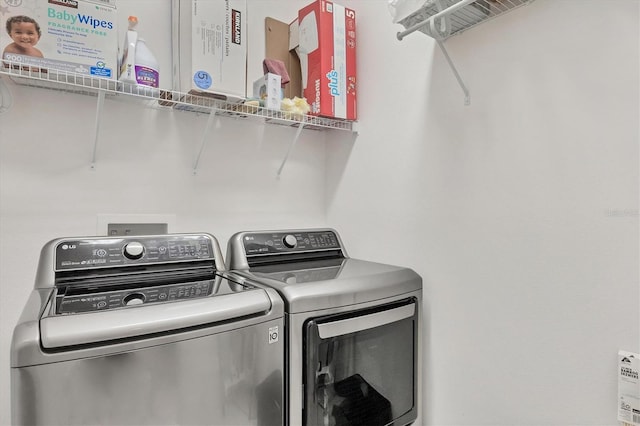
[90,89,106,169]
[395,0,536,106]
[190,113,308,178]
[192,112,219,175]
[436,40,470,106]
[277,121,306,178]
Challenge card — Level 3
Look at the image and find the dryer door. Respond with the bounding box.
[303,298,418,426]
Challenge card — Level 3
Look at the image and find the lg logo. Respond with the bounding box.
[61,244,77,250]
[268,326,279,344]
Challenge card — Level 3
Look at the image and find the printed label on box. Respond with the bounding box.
[618,350,640,426]
[173,0,247,101]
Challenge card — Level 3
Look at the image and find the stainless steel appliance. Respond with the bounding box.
[11,233,284,426]
[226,229,422,426]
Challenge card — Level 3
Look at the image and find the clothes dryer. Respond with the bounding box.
[226,228,422,426]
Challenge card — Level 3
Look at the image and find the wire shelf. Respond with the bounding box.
[0,61,354,132]
[396,0,535,41]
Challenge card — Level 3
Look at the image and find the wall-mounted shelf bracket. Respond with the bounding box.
[90,89,106,169]
[193,111,219,175]
[277,121,306,178]
[436,40,470,105]
[395,0,536,106]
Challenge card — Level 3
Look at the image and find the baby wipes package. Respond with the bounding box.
[1,0,118,80]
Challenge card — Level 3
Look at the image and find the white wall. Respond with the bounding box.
[328,0,639,425]
[0,1,324,423]
[0,0,638,425]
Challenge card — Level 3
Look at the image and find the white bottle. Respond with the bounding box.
[119,16,159,96]
[119,16,139,85]
[133,38,159,90]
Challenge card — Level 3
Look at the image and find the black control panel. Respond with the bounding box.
[56,280,215,314]
[55,235,214,271]
[243,230,341,256]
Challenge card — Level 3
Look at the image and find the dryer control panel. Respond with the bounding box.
[55,234,215,271]
[243,230,341,255]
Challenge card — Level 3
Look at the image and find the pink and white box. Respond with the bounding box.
[298,0,356,120]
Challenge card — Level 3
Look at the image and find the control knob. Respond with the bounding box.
[123,293,145,306]
[123,241,144,260]
[283,234,297,249]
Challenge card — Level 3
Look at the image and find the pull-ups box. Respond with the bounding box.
[297,0,356,120]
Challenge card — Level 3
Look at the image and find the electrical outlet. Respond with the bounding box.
[107,223,168,236]
[97,214,176,236]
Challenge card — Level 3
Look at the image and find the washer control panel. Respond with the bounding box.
[56,280,214,314]
[55,234,214,271]
[243,230,341,255]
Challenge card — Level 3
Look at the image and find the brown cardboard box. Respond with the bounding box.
[265,17,302,99]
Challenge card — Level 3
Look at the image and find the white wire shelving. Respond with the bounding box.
[0,61,356,175]
[396,0,534,41]
[395,0,536,105]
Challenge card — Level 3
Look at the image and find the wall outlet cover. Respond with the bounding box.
[97,214,176,236]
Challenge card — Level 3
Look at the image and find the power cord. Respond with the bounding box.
[0,76,14,115]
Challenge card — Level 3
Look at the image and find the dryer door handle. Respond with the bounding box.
[317,302,415,339]
[40,290,271,348]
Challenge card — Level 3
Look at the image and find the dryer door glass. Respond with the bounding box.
[303,298,418,426]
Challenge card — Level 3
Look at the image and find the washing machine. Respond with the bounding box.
[11,233,284,426]
[226,228,422,426]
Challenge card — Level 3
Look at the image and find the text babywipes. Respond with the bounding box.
[47,8,114,29]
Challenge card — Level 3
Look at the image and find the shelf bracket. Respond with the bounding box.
[436,40,470,105]
[193,111,219,175]
[277,121,306,178]
[90,89,106,169]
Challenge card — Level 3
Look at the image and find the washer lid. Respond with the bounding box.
[39,277,273,349]
[243,258,422,313]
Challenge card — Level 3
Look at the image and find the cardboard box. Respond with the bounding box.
[172,0,247,103]
[253,72,282,110]
[264,17,301,100]
[298,0,356,120]
[0,0,118,79]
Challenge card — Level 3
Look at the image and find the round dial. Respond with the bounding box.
[123,241,144,259]
[283,234,297,248]
[123,293,145,306]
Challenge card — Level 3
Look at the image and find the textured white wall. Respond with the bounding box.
[328,0,639,425]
